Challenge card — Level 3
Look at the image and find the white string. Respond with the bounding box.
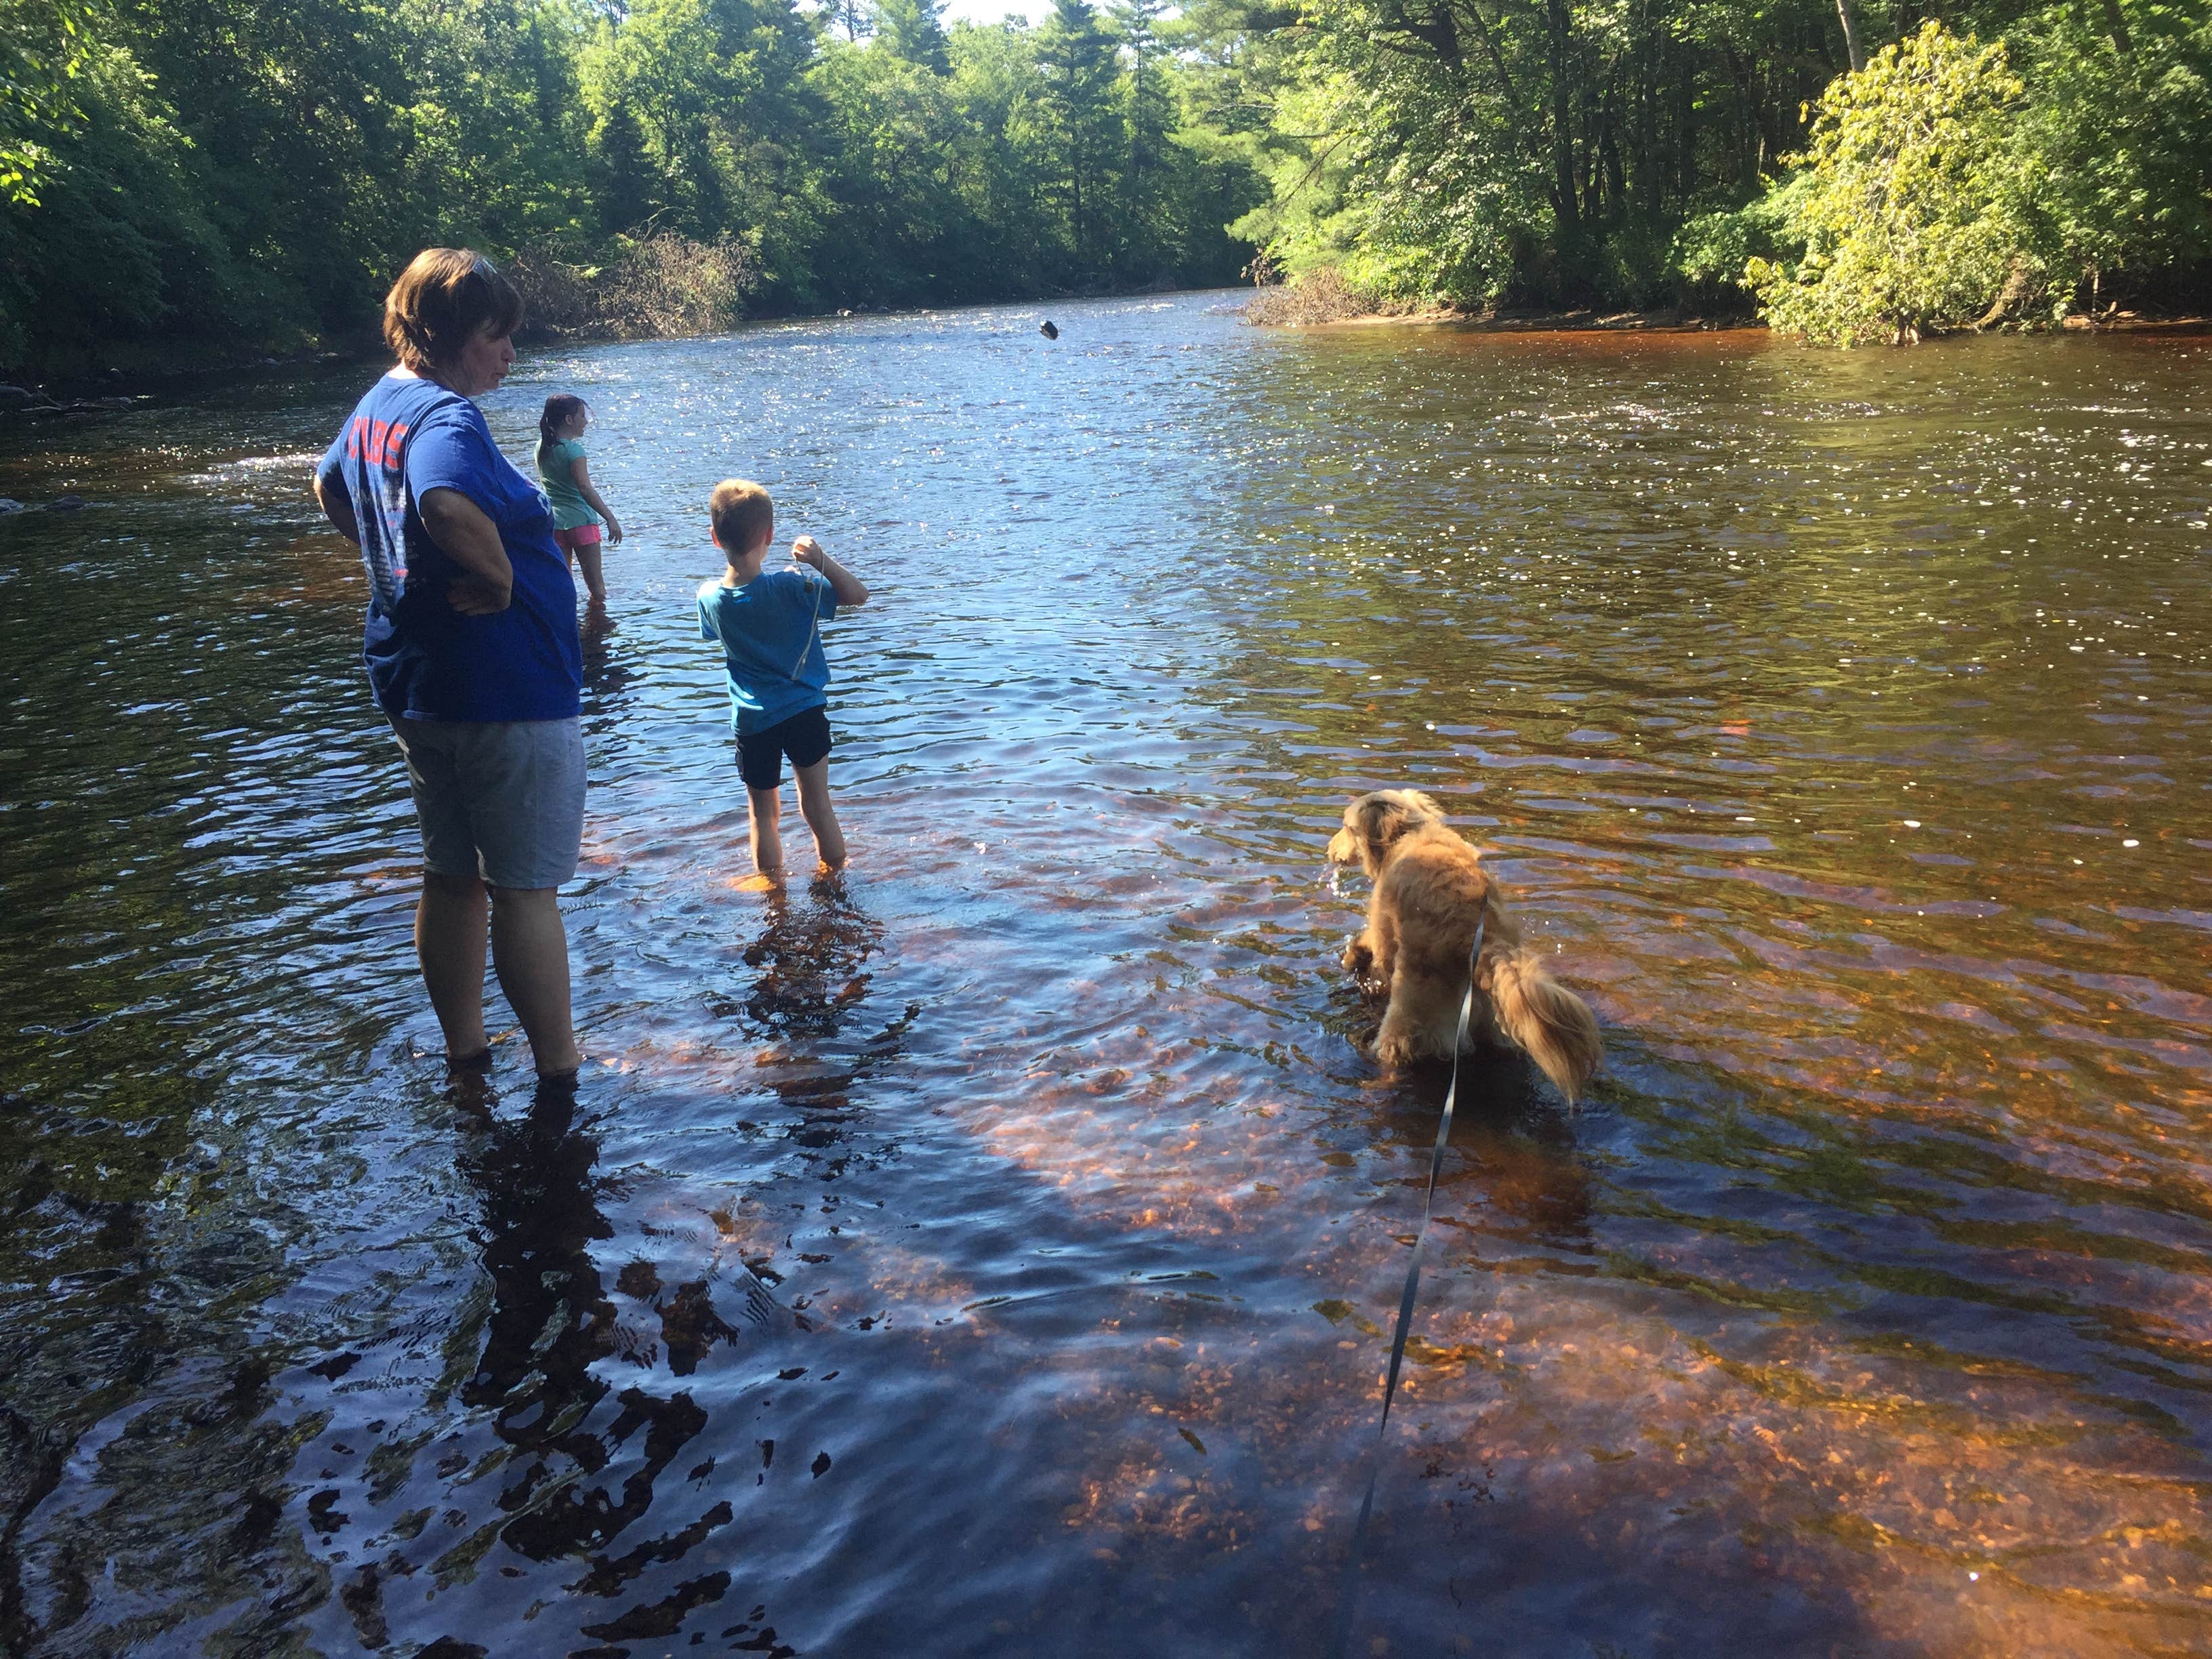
[789,560,827,681]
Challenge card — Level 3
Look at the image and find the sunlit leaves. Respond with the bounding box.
[1746,23,2032,345]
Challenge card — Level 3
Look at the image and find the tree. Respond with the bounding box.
[1746,22,2034,343]
[1,0,101,204]
[1110,0,1174,276]
[1033,0,1122,278]
[877,0,951,74]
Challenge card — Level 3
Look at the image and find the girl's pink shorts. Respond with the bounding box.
[554,524,603,551]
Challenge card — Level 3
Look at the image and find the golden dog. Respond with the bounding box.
[1328,789,1601,1103]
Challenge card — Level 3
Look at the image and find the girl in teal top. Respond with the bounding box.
[535,394,624,614]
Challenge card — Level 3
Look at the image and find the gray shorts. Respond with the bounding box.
[387,715,585,889]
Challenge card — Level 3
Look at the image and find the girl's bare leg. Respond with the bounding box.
[793,759,845,870]
[575,541,607,608]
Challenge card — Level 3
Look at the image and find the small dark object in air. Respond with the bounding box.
[1040,320,1059,340]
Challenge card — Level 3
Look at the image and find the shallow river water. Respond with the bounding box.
[3,293,2211,1658]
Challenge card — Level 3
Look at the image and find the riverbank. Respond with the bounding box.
[1240,291,2211,335]
[0,275,1201,407]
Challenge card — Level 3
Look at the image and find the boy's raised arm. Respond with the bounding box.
[794,536,869,607]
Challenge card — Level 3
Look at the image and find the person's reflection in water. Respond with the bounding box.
[455,1078,613,1429]
[726,879,886,1045]
[579,605,638,705]
[715,878,918,1153]
[446,1080,758,1644]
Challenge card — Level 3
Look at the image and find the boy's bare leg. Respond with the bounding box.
[575,541,607,608]
[793,758,846,870]
[419,871,489,1062]
[488,885,579,1077]
[747,785,786,878]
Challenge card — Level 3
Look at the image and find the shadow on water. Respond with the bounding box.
[310,1080,801,1658]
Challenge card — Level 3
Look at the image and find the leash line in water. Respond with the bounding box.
[1330,918,1483,1659]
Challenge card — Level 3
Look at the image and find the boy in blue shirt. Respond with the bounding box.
[698,479,870,882]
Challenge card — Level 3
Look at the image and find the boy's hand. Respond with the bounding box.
[792,535,825,569]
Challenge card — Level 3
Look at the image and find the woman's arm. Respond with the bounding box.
[313,472,361,544]
[418,487,514,615]
[569,455,623,543]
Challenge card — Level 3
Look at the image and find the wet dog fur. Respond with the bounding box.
[1327,789,1602,1103]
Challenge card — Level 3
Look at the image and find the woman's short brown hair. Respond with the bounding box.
[383,248,525,373]
[710,479,775,553]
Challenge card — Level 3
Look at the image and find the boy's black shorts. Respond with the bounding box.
[737,705,832,792]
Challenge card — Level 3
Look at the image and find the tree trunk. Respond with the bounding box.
[2097,0,2135,58]
[1547,0,1579,230]
[1835,0,1865,72]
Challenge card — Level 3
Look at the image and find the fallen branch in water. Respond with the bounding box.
[506,234,759,343]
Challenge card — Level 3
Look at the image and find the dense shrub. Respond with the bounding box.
[1745,24,2036,344]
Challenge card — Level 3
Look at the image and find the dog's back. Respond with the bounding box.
[1377,821,1601,1104]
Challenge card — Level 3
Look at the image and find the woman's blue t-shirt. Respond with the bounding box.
[316,372,581,723]
[698,568,838,733]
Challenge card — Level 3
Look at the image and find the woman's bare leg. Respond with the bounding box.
[487,884,579,1077]
[419,871,489,1061]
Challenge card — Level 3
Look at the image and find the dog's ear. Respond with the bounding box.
[1355,792,1410,859]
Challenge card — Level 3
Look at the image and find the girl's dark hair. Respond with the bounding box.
[538,394,588,456]
[382,248,524,373]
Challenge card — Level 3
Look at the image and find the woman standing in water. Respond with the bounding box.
[312,248,584,1082]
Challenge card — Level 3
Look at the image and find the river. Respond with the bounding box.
[2,293,2209,1657]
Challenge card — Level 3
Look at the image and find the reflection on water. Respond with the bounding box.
[2,300,2210,1656]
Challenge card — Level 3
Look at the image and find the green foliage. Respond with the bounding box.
[2005,0,2212,289]
[1195,0,2209,329]
[0,40,255,367]
[1,0,1265,373]
[1746,23,2033,344]
[1673,176,1807,298]
[1,0,101,204]
[1197,0,1852,312]
[1736,7,2212,343]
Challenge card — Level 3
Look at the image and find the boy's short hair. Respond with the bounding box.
[710,479,775,552]
[383,248,524,373]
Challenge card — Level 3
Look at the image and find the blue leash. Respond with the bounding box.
[1330,917,1484,1658]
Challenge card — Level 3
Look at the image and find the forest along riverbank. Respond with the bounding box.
[2,294,2211,1656]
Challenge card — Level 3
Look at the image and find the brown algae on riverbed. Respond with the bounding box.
[1,295,2210,1656]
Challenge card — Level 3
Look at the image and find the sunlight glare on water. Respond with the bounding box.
[1,295,2210,1656]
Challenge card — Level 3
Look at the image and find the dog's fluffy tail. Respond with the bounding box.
[1483,949,1602,1105]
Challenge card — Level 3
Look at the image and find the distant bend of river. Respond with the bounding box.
[2,293,2210,1657]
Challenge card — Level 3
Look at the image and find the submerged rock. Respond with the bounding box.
[0,499,23,514]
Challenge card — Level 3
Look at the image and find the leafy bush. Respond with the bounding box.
[1745,22,2038,345]
[2006,1,2212,300]
[1671,176,1808,303]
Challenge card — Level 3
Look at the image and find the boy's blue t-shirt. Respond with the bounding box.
[697,567,838,733]
[316,372,581,723]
